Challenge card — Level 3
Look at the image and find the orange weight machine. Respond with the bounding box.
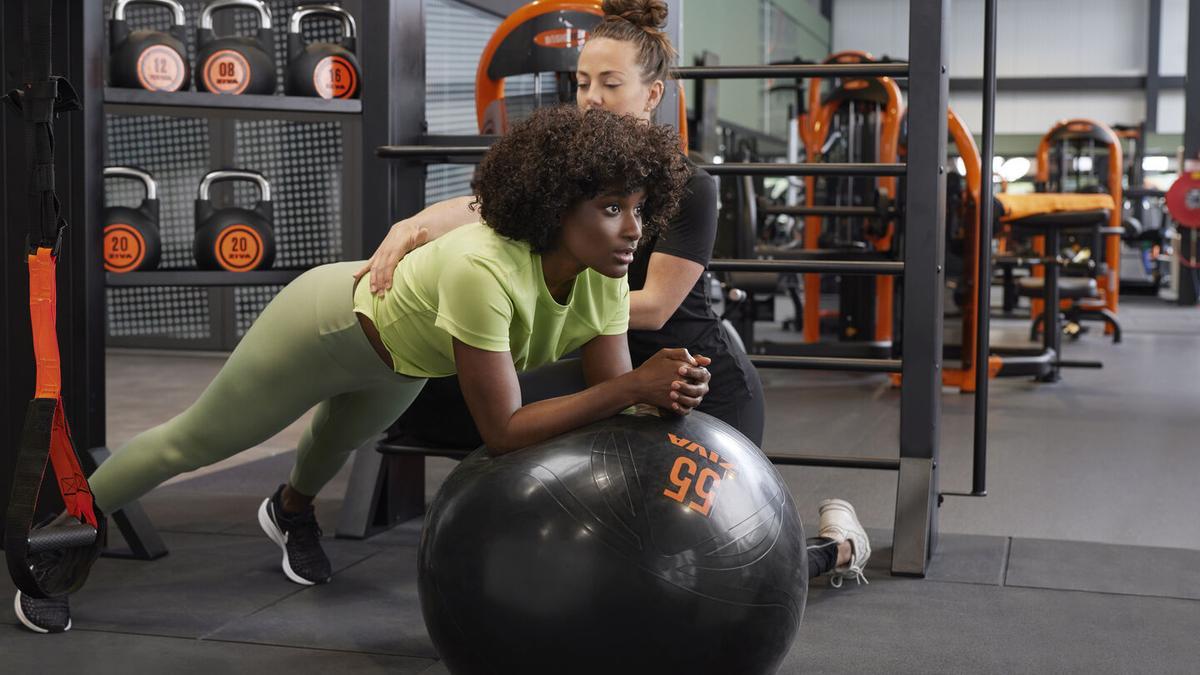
[739,51,903,358]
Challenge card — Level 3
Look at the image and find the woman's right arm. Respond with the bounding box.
[353,195,478,294]
[454,337,707,456]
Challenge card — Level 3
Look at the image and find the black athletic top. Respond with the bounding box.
[627,163,755,404]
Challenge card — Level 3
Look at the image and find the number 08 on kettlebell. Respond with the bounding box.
[286,5,361,99]
[196,0,276,95]
[195,170,276,271]
[109,0,191,92]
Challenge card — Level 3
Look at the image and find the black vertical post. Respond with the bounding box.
[0,1,22,542]
[1180,0,1200,306]
[61,0,106,460]
[893,0,948,577]
[1146,0,1162,133]
[972,0,997,497]
[360,0,426,253]
[337,0,430,538]
[657,0,682,137]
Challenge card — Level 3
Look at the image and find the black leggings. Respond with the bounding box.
[691,342,765,447]
[807,537,839,578]
[386,359,587,449]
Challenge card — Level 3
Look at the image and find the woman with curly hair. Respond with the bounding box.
[363,0,767,446]
[357,0,873,593]
[14,106,705,633]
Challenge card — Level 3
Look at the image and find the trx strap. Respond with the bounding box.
[3,0,105,599]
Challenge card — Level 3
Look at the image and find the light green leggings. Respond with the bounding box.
[89,262,427,513]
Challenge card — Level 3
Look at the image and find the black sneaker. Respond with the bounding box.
[257,484,332,585]
[14,591,71,634]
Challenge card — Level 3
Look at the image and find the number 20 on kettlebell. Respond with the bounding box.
[109,0,191,92]
[194,170,276,272]
[196,0,276,95]
[286,5,361,99]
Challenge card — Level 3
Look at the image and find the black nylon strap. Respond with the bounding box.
[4,0,105,600]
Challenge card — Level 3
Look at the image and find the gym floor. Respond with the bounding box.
[3,296,1199,673]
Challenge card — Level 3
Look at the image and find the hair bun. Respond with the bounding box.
[602,0,668,31]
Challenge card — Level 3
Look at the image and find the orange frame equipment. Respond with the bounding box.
[473,0,688,149]
[941,108,1003,392]
[797,51,903,345]
[1032,119,1124,332]
[474,1,604,134]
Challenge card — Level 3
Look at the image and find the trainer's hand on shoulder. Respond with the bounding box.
[352,222,429,295]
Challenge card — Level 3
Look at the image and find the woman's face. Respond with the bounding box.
[575,38,663,122]
[559,188,646,278]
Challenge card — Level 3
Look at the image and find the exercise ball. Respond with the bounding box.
[417,409,807,675]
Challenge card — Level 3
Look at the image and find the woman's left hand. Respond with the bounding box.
[668,354,711,414]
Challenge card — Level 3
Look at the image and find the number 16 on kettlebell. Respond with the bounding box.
[286,5,361,99]
[196,0,276,95]
[195,170,276,271]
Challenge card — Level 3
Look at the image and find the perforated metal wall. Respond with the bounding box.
[231,119,344,267]
[105,114,210,268]
[106,287,212,339]
[103,0,349,348]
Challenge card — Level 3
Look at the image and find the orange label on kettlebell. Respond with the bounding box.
[203,49,253,95]
[215,224,265,271]
[313,55,358,99]
[136,45,186,92]
[104,224,147,273]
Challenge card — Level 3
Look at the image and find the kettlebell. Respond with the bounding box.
[286,5,361,99]
[109,0,191,92]
[194,170,276,271]
[103,167,163,273]
[195,0,276,95]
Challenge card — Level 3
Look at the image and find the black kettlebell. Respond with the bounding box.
[195,0,276,95]
[103,167,163,273]
[286,5,361,99]
[109,0,191,92]
[194,170,276,271]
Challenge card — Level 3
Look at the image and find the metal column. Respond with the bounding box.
[338,0,432,538]
[1146,0,1162,132]
[892,0,948,577]
[1180,0,1200,306]
[360,0,426,252]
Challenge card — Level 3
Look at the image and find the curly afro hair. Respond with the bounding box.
[471,105,691,253]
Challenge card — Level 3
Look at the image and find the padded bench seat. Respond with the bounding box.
[1016,276,1098,299]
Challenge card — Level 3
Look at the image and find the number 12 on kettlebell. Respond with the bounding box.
[195,170,276,272]
[196,0,276,95]
[109,0,191,92]
[287,5,361,99]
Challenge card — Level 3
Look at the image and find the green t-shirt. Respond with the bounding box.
[353,222,630,378]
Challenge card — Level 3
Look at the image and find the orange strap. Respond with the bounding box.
[27,247,99,527]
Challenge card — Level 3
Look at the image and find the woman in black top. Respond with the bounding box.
[356,0,870,589]
[623,163,764,443]
[358,3,764,445]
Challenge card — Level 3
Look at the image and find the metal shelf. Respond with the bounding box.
[103,88,362,116]
[105,270,306,287]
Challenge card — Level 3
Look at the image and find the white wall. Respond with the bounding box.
[1160,0,1187,76]
[832,0,1184,135]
